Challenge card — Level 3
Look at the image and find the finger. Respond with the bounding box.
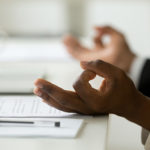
[93,26,105,49]
[34,87,74,113]
[63,35,88,53]
[95,26,118,35]
[34,79,66,97]
[63,35,80,48]
[80,60,119,79]
[99,79,107,93]
[73,70,99,101]
[95,26,123,44]
[93,35,104,49]
[63,35,91,60]
[34,79,87,111]
[94,26,113,48]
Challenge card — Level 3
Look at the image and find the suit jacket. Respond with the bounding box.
[138,59,150,97]
[137,59,150,149]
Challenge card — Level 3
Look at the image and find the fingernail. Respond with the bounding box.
[35,83,43,88]
[36,91,42,97]
[34,79,44,88]
[34,88,42,97]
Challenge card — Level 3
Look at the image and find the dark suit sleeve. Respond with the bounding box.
[137,59,150,146]
[138,59,150,97]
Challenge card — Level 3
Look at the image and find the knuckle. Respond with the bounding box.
[44,85,52,92]
[92,60,104,67]
[58,94,68,106]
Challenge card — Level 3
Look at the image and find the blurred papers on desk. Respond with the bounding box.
[0,118,84,138]
[0,96,75,118]
[0,96,84,138]
[0,38,73,62]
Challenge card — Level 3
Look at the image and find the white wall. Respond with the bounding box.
[0,0,150,56]
[85,0,150,57]
[0,0,68,36]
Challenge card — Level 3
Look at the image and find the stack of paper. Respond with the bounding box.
[0,118,84,138]
[0,38,72,62]
[0,96,75,118]
[0,96,84,138]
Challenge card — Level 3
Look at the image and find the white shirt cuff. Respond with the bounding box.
[128,57,146,87]
[145,134,150,150]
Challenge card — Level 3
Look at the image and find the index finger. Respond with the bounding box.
[95,26,120,35]
[34,79,85,110]
[73,70,99,102]
[80,60,119,79]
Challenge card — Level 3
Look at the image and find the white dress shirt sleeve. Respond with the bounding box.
[145,134,150,150]
[128,57,146,87]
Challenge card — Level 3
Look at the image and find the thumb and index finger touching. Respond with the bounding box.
[80,60,117,80]
[73,60,117,101]
[93,26,122,46]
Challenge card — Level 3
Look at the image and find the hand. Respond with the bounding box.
[63,26,136,72]
[34,60,150,130]
[34,60,146,121]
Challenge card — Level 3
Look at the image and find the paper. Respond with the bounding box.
[0,96,75,118]
[0,118,84,138]
[0,39,73,62]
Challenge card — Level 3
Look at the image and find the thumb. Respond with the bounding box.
[80,60,119,79]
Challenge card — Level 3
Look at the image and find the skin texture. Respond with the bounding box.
[34,60,150,130]
[63,26,136,72]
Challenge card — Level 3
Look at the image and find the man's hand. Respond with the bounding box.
[34,60,150,130]
[34,60,143,117]
[63,26,136,72]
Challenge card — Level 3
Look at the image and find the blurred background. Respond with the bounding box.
[0,0,150,61]
[0,0,149,149]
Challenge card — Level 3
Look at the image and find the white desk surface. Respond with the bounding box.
[0,62,109,150]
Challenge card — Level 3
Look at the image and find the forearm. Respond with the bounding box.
[136,95,150,131]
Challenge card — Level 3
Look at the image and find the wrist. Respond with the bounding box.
[123,92,150,130]
[136,94,150,130]
[124,52,136,72]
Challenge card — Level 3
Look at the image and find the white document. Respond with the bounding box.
[0,118,84,138]
[0,96,75,118]
[0,39,72,62]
